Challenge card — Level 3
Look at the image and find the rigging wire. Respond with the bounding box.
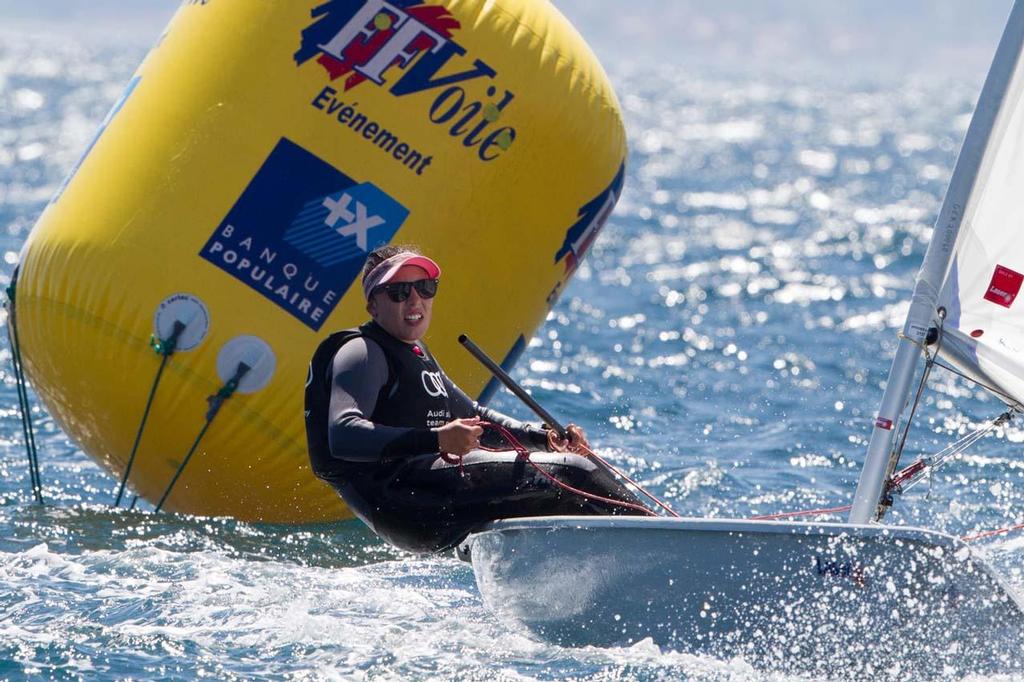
[882,313,1021,501]
[931,358,1023,407]
[752,320,1017,524]
[886,321,1024,540]
[889,410,1015,496]
[876,315,947,516]
[891,319,945,471]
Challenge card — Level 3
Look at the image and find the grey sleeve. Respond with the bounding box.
[327,338,439,462]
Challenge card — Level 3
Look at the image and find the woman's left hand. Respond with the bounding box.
[547,423,590,454]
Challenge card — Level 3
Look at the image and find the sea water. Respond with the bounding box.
[1,14,1023,682]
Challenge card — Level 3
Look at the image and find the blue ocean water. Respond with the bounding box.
[1,18,1024,682]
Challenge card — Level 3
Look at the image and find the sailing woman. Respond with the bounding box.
[304,245,647,552]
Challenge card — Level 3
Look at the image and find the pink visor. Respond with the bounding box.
[362,252,442,300]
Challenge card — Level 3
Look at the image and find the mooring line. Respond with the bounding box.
[154,361,250,512]
[113,321,186,508]
[5,275,43,504]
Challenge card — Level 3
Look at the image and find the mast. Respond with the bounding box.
[849,0,1024,524]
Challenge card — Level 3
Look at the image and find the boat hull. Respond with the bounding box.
[467,516,1024,675]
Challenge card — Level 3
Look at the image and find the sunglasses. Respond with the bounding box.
[375,278,439,303]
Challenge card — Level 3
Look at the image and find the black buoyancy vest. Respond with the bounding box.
[305,321,455,480]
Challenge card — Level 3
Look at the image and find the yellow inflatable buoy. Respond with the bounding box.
[16,0,627,522]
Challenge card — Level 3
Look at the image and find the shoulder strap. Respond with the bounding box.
[309,329,361,392]
[359,332,398,404]
[308,327,396,397]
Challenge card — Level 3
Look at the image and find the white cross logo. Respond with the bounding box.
[322,193,385,251]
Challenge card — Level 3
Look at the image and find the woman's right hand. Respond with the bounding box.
[435,417,484,456]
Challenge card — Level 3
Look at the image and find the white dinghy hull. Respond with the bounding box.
[466,516,1024,675]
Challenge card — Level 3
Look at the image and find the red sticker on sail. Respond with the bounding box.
[983,265,1024,308]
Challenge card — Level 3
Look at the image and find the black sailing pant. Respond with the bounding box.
[331,450,650,553]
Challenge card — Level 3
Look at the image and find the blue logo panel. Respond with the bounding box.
[200,138,408,330]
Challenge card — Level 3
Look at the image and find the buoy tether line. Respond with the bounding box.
[154,361,251,513]
[113,320,186,508]
[458,335,678,517]
[4,271,43,505]
[118,293,211,509]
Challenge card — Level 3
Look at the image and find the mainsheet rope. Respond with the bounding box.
[461,421,680,517]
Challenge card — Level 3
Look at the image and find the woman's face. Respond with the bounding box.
[366,264,434,343]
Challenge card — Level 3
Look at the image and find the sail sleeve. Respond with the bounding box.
[937,11,1024,409]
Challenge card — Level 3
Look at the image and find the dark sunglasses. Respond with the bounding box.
[375,278,439,303]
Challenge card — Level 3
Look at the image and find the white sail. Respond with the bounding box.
[850,1,1024,522]
[937,44,1024,408]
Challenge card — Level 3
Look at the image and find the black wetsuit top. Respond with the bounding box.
[306,321,647,552]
